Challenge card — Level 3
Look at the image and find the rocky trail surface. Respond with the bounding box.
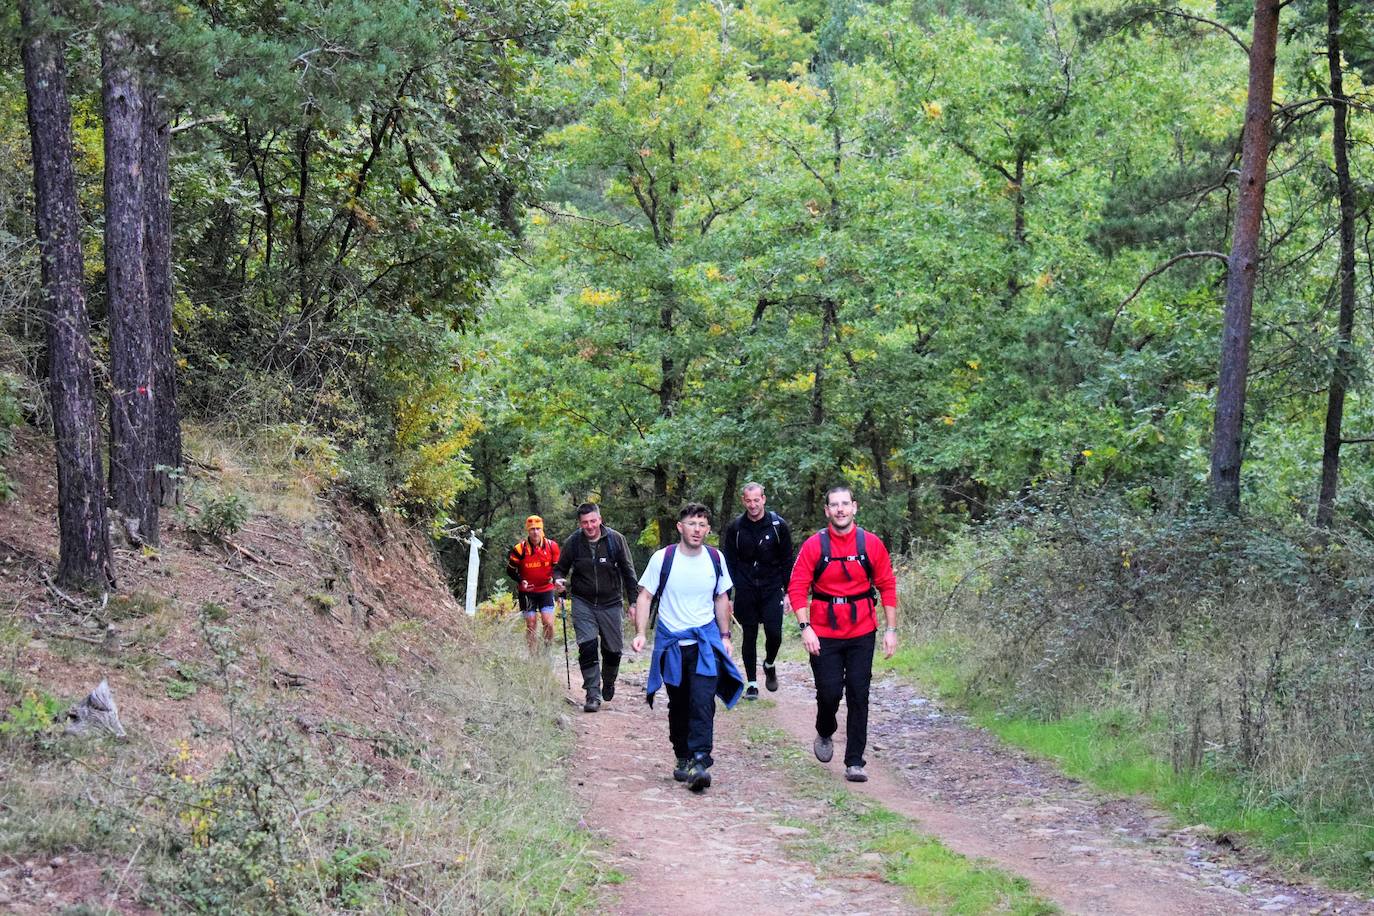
[572,659,1374,915]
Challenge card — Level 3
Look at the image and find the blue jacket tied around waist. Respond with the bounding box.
[645,619,745,709]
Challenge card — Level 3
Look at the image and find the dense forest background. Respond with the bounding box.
[7,0,1374,895]
[4,0,1373,562]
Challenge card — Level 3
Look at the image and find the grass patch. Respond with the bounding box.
[883,640,1374,888]
[739,715,1056,915]
[1,616,606,912]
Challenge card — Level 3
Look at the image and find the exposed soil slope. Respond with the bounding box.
[0,431,468,912]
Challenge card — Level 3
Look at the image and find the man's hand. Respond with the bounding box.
[632,633,646,653]
[554,578,567,593]
[520,579,530,590]
[882,628,898,658]
[721,636,733,658]
[801,626,820,656]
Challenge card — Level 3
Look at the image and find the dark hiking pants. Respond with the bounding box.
[809,631,876,767]
[733,584,783,682]
[572,597,623,700]
[665,642,718,766]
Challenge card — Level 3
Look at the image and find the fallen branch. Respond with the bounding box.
[222,564,273,589]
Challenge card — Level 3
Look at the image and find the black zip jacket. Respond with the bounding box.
[554,527,638,606]
[721,511,793,592]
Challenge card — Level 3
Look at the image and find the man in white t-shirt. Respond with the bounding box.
[631,502,746,792]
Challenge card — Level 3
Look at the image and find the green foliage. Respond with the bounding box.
[0,370,22,502]
[0,689,63,743]
[897,490,1374,886]
[184,484,250,542]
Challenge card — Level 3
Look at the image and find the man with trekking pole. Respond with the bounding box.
[787,486,898,783]
[631,502,744,792]
[553,503,638,712]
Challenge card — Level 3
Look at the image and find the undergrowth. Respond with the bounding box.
[894,487,1374,889]
[0,610,603,912]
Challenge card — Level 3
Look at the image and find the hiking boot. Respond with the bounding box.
[744,684,759,701]
[583,695,601,713]
[845,765,868,782]
[685,760,712,792]
[602,679,616,702]
[673,758,691,782]
[763,663,778,692]
[813,734,833,763]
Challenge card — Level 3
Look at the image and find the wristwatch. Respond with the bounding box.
[798,620,811,631]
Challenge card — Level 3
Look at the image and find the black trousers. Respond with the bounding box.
[809,631,875,767]
[665,642,718,767]
[733,584,783,682]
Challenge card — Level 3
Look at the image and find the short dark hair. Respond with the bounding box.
[741,482,764,496]
[576,502,600,518]
[678,502,712,522]
[824,486,854,504]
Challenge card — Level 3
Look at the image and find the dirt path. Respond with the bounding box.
[573,659,1374,915]
[763,662,1374,916]
[570,670,918,915]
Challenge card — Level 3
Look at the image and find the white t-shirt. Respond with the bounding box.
[638,546,733,639]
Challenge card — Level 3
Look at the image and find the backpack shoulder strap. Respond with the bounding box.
[654,544,678,601]
[812,529,832,584]
[705,545,724,597]
[769,511,782,527]
[855,528,876,589]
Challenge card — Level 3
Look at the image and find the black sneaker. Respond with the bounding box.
[602,680,616,702]
[673,758,691,782]
[745,685,759,701]
[763,664,778,692]
[583,695,601,713]
[813,735,833,763]
[686,761,712,792]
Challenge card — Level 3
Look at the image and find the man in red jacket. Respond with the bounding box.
[507,515,561,654]
[787,486,898,782]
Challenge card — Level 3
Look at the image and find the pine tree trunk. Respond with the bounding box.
[1316,0,1356,528]
[142,88,182,507]
[21,0,116,588]
[1208,0,1281,513]
[102,30,158,545]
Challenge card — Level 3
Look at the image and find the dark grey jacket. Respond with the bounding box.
[554,527,638,606]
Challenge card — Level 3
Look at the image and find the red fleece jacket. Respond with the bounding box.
[787,526,897,639]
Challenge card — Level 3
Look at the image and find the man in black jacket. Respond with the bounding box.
[721,483,793,700]
[554,503,639,712]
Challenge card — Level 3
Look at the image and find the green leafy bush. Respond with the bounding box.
[184,485,250,542]
[910,486,1374,802]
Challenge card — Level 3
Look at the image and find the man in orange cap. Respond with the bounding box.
[507,515,561,653]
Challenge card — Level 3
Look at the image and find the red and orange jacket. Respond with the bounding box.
[507,537,560,594]
[787,525,897,639]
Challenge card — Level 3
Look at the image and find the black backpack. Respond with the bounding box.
[810,528,878,625]
[649,543,725,629]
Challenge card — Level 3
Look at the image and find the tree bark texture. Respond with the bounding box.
[21,0,116,587]
[1316,0,1357,528]
[1208,0,1280,513]
[102,30,158,545]
[142,89,182,507]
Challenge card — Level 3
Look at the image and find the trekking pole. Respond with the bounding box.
[558,595,571,690]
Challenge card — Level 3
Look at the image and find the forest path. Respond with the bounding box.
[570,669,916,914]
[572,657,1374,915]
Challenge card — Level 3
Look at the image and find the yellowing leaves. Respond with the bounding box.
[1034,272,1054,291]
[579,287,621,307]
[922,100,943,119]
